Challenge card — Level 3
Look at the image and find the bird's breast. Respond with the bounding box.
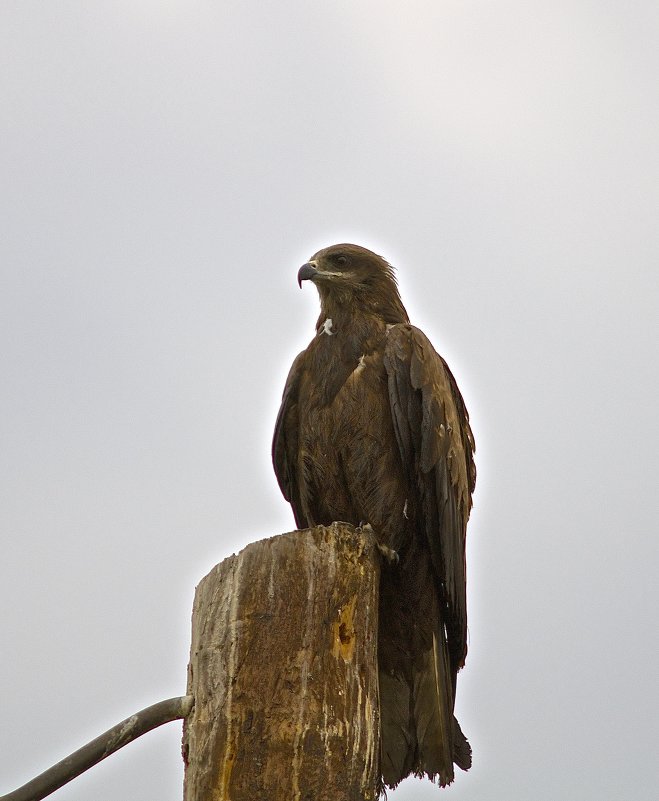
[296,343,409,544]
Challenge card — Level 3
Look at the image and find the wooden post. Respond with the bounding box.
[182,523,381,801]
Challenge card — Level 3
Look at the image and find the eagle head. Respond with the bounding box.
[297,243,409,324]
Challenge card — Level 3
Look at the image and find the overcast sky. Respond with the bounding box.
[1,2,657,800]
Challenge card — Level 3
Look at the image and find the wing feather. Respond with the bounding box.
[272,350,306,528]
[383,325,475,671]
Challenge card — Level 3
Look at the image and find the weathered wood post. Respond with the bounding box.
[182,523,381,801]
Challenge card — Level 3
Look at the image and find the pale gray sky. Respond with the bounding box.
[1,2,657,799]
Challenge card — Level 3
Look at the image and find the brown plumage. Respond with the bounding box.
[272,243,476,789]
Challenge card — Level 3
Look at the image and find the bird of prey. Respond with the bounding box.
[272,243,476,789]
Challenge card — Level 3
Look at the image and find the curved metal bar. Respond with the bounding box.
[0,695,194,801]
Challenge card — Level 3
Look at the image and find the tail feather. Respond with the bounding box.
[412,630,455,786]
[378,553,471,790]
[379,669,415,787]
[452,714,472,771]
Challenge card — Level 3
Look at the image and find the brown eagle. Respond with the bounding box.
[272,243,475,789]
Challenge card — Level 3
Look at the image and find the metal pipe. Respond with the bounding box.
[1,695,194,801]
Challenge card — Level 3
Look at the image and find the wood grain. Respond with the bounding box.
[183,523,381,801]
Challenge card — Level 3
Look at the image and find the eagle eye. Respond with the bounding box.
[335,254,349,266]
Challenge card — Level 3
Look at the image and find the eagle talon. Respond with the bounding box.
[357,523,398,564]
[377,543,400,565]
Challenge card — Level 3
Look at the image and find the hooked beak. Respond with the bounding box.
[297,262,318,288]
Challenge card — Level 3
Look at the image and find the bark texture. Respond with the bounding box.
[183,523,381,801]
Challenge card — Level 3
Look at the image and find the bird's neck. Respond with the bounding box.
[316,291,408,338]
[314,304,394,363]
[316,301,373,339]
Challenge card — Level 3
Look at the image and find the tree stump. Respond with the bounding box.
[182,523,381,801]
